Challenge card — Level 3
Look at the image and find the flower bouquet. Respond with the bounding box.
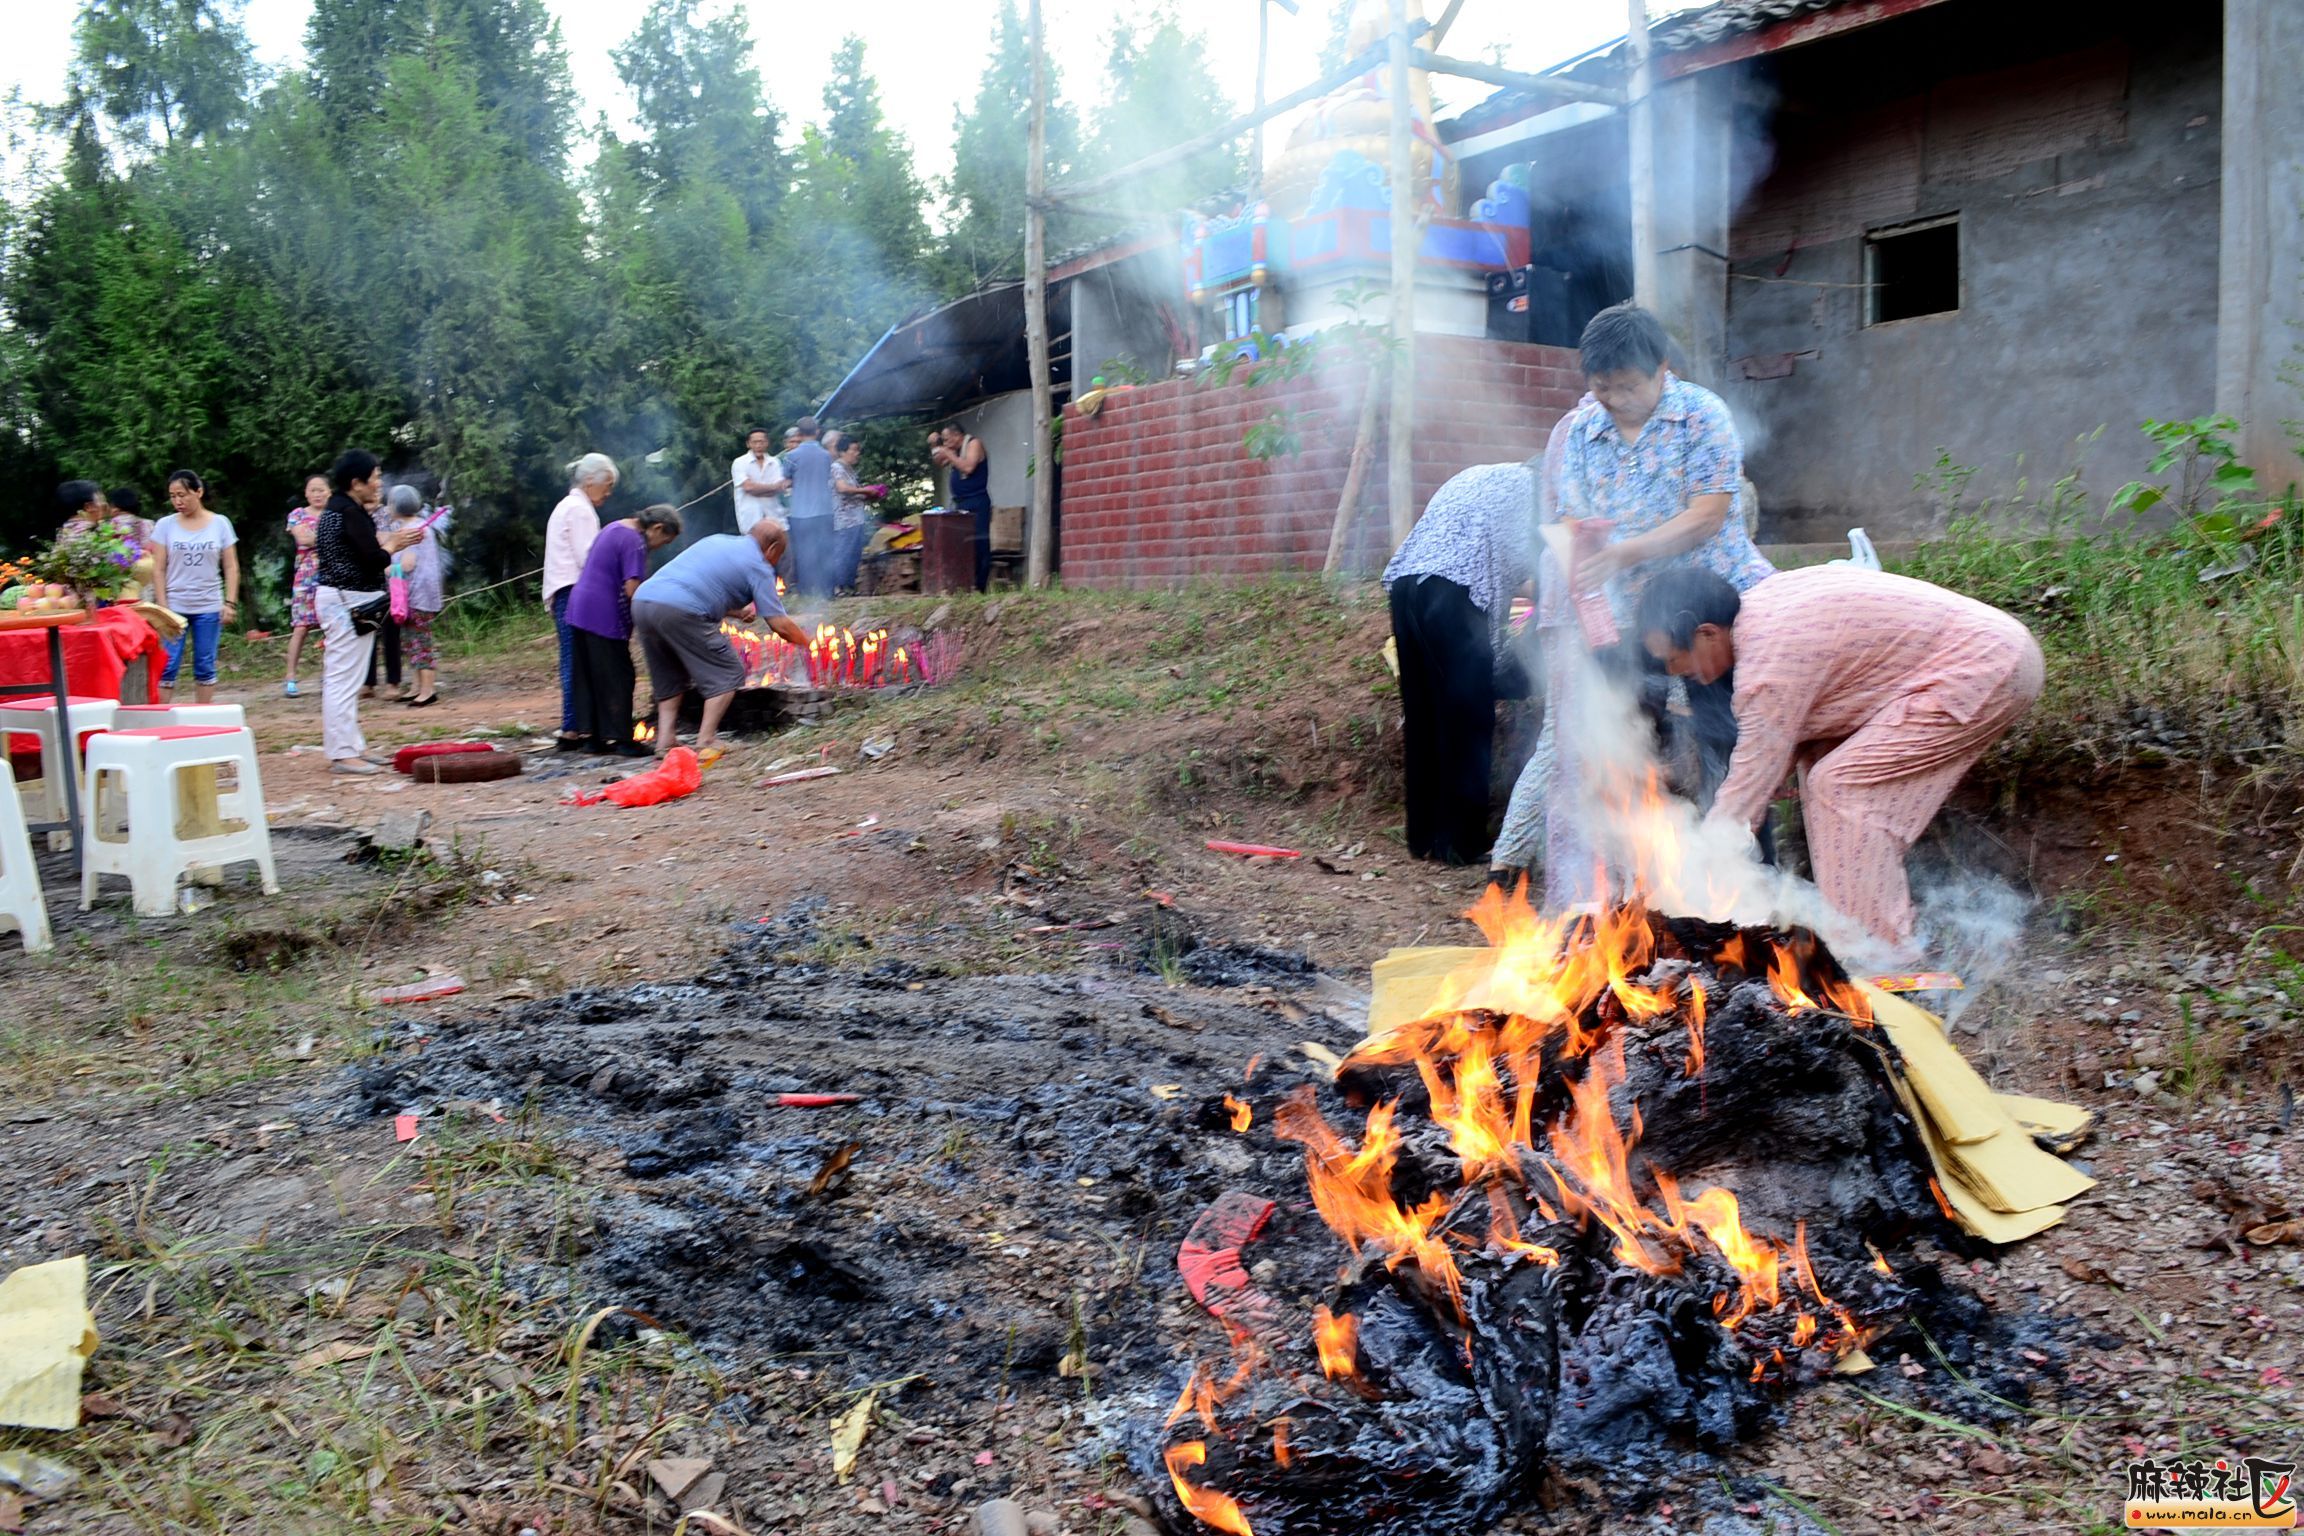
[34,523,146,604]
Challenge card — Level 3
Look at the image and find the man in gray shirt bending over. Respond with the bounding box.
[633,520,810,759]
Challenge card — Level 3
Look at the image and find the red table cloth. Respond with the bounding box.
[0,609,165,705]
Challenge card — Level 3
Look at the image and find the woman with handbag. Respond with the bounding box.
[314,449,422,776]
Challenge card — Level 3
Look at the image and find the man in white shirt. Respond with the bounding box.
[732,428,788,534]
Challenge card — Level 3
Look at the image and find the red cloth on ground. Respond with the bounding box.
[0,611,164,705]
[393,741,493,775]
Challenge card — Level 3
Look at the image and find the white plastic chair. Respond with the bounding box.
[0,695,119,850]
[111,703,248,730]
[107,705,257,828]
[79,726,279,916]
[0,757,53,953]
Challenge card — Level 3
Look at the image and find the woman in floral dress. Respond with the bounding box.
[283,473,327,697]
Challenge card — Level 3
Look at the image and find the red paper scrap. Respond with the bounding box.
[1178,1191,1280,1328]
[366,974,466,1005]
[394,1114,420,1142]
[777,1092,862,1108]
[1205,840,1302,859]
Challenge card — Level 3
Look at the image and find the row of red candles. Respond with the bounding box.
[718,622,941,690]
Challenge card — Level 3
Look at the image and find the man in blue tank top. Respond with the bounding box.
[933,425,992,591]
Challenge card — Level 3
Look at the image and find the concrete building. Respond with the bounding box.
[1459,0,2299,539]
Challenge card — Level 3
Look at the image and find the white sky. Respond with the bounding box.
[3,0,1709,198]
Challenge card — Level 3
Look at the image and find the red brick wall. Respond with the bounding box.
[1059,336,1582,588]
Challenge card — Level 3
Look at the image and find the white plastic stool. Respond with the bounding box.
[111,704,248,730]
[1,696,119,849]
[107,705,255,829]
[80,726,279,916]
[0,754,53,953]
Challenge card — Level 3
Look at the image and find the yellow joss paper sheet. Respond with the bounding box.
[0,1255,100,1430]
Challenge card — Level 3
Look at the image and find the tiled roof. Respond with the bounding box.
[1648,0,1851,52]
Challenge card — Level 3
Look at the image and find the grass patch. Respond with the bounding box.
[1892,493,2304,770]
[0,1117,743,1534]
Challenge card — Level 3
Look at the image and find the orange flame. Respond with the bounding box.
[1223,1094,1252,1133]
[1270,1417,1293,1469]
[1272,1089,1463,1318]
[1768,945,1819,1012]
[1312,1306,1360,1381]
[1656,1173,1780,1327]
[1164,1442,1254,1536]
[1684,978,1707,1078]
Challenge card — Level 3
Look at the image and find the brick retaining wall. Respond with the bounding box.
[1059,336,1582,589]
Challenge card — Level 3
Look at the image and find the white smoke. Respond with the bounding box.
[1537,524,1899,972]
[1906,862,2033,1024]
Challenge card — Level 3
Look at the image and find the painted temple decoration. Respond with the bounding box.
[1183,0,1528,344]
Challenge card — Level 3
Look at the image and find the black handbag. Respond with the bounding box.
[347,593,391,635]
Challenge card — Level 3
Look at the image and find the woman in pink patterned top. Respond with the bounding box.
[283,473,328,697]
[1637,563,2044,952]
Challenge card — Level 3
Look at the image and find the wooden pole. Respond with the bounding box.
[1409,49,1624,107]
[1048,39,1394,206]
[1323,365,1383,575]
[1428,0,1468,48]
[1626,0,1656,306]
[1385,0,1417,550]
[1025,0,1054,589]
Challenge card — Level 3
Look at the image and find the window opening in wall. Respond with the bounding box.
[1864,216,1960,325]
[1218,286,1259,342]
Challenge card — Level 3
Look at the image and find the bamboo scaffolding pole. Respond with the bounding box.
[1025,0,1054,588]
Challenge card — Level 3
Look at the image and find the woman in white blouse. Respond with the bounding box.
[544,453,619,749]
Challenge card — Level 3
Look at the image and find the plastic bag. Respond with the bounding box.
[564,746,701,808]
[387,559,410,621]
[1832,527,1882,571]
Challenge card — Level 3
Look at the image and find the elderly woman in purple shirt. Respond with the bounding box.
[566,503,684,756]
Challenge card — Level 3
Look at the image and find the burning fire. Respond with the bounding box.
[1311,1306,1359,1381]
[632,719,657,743]
[715,620,954,692]
[1164,1441,1255,1536]
[1159,774,1902,1534]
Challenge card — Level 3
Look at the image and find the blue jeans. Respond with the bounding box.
[162,610,223,687]
[552,588,577,732]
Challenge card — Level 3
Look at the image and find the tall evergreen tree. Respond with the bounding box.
[813,37,931,291]
[939,0,1080,296]
[582,0,790,526]
[1085,10,1239,226]
[66,0,251,149]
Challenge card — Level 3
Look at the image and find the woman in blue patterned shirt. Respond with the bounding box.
[1491,304,1776,903]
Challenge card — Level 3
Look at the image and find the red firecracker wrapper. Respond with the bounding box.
[1566,518,1620,649]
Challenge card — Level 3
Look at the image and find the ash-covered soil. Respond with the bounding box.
[297,900,1360,1530]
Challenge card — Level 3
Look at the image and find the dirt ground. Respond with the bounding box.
[1,588,2299,1536]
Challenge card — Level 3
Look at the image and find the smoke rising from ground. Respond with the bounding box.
[1537,527,1905,972]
